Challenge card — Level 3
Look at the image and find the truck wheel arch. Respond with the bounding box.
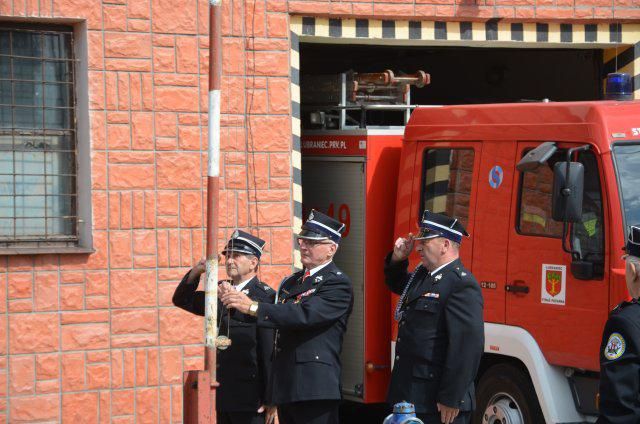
[479,323,596,423]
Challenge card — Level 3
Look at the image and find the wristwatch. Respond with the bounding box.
[248,301,259,317]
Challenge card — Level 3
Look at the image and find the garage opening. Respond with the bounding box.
[298,42,605,405]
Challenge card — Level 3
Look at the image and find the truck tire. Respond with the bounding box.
[473,363,545,424]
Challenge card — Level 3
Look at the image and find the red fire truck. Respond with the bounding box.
[301,71,639,423]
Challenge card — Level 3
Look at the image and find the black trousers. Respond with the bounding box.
[416,411,471,424]
[217,411,264,424]
[278,400,340,424]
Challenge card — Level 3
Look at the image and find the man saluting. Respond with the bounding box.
[221,210,353,424]
[384,210,484,424]
[173,230,276,424]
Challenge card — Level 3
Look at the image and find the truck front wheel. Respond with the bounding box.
[473,363,545,424]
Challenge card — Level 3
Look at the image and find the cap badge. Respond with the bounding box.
[232,230,239,238]
[309,211,315,220]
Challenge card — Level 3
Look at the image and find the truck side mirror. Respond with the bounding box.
[552,162,584,222]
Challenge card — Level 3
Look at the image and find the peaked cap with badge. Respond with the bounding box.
[623,224,640,258]
[298,209,345,243]
[384,210,483,420]
[222,229,266,258]
[415,210,470,243]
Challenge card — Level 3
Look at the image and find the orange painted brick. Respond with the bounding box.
[61,353,85,391]
[60,284,83,310]
[133,192,146,228]
[159,347,182,384]
[87,363,110,389]
[63,392,99,422]
[112,309,158,334]
[7,272,32,299]
[106,58,153,72]
[128,0,150,19]
[130,74,143,110]
[247,51,289,76]
[110,269,157,308]
[104,32,151,58]
[89,71,106,109]
[157,153,202,189]
[179,191,203,228]
[267,13,289,38]
[225,165,248,189]
[246,38,290,51]
[154,73,199,87]
[105,72,118,110]
[124,350,135,387]
[0,280,5,314]
[92,152,108,190]
[155,86,199,112]
[157,191,179,216]
[269,152,291,177]
[107,124,131,150]
[87,350,111,363]
[142,73,154,110]
[112,333,158,348]
[289,1,332,14]
[7,256,33,271]
[128,19,151,32]
[104,5,127,31]
[171,384,183,422]
[248,115,291,151]
[157,231,170,267]
[180,229,192,267]
[247,88,269,114]
[178,125,201,150]
[136,387,160,423]
[271,228,293,264]
[147,349,159,385]
[9,356,34,395]
[221,76,246,115]
[36,379,60,394]
[111,351,124,388]
[36,354,59,380]
[54,0,102,29]
[111,390,134,415]
[159,386,171,423]
[110,230,134,269]
[152,0,197,33]
[131,112,153,150]
[62,323,110,350]
[122,192,134,228]
[109,164,155,189]
[60,311,109,324]
[133,230,157,256]
[183,356,203,371]
[176,36,199,73]
[99,391,111,424]
[10,394,59,422]
[9,299,33,313]
[9,313,59,353]
[86,271,109,297]
[168,229,181,267]
[222,38,246,75]
[268,78,290,114]
[91,111,107,149]
[118,73,131,110]
[34,272,58,311]
[61,270,84,284]
[159,309,202,345]
[153,46,176,72]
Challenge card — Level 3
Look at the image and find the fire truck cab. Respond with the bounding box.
[301,71,640,423]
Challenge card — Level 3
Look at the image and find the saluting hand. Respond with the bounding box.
[391,233,415,262]
[437,403,459,424]
[187,258,207,283]
[220,289,253,314]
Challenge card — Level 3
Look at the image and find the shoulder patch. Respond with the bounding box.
[604,332,626,360]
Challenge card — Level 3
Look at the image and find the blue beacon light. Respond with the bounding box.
[605,73,633,101]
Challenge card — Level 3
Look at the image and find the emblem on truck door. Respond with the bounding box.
[541,264,566,305]
[489,165,504,189]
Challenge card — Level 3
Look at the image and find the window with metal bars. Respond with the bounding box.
[0,25,78,246]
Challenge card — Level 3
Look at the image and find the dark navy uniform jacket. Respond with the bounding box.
[597,299,640,424]
[384,255,484,414]
[255,261,353,405]
[172,273,276,411]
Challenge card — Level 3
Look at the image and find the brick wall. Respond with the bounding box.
[0,0,635,422]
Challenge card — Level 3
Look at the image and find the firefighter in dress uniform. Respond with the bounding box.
[221,210,353,424]
[384,211,484,424]
[172,230,277,424]
[597,225,640,424]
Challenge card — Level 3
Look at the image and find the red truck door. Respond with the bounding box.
[470,141,517,324]
[505,141,609,371]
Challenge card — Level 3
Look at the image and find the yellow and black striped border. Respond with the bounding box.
[289,17,640,267]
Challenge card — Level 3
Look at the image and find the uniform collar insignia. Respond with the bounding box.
[461,272,467,276]
[314,275,323,283]
[434,274,443,282]
[242,288,250,295]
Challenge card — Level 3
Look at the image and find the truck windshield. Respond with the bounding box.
[613,144,640,228]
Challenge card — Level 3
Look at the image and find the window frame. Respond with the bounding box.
[0,22,92,255]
